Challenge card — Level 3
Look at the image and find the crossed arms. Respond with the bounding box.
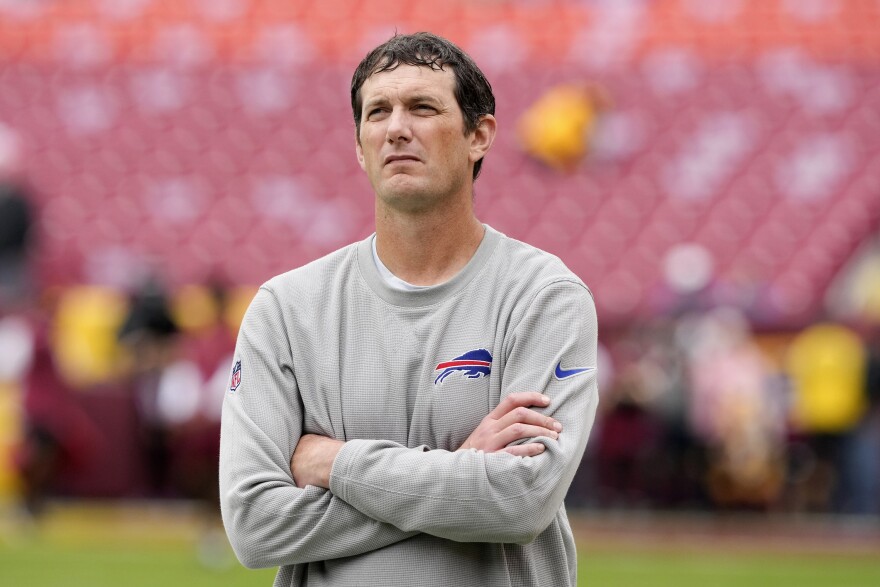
[292,391,563,489]
[219,281,598,568]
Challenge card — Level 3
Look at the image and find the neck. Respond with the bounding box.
[375,201,485,286]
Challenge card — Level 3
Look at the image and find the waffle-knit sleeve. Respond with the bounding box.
[219,287,416,569]
[329,280,598,544]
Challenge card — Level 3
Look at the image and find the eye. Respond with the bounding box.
[414,104,437,113]
[366,107,388,120]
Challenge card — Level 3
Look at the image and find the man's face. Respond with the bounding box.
[355,64,478,213]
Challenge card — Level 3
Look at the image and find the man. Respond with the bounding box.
[220,32,599,587]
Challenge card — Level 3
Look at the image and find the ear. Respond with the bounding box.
[468,114,497,165]
[355,135,366,171]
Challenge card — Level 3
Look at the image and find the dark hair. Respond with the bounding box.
[351,32,495,180]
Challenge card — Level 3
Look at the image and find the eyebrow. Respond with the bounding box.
[362,97,387,111]
[407,94,442,105]
[363,93,442,111]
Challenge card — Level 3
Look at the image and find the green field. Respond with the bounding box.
[580,549,880,587]
[1,503,878,586]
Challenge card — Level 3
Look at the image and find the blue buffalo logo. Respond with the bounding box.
[434,349,492,385]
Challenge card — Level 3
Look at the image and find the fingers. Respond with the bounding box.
[458,392,561,454]
[495,405,562,435]
[504,442,546,457]
[494,423,558,448]
[488,391,550,420]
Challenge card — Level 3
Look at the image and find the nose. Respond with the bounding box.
[385,107,412,144]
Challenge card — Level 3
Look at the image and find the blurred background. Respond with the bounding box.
[0,0,879,585]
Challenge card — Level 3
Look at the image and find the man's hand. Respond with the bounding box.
[291,434,344,489]
[457,391,562,456]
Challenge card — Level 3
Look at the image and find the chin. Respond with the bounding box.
[378,186,440,214]
[380,177,423,198]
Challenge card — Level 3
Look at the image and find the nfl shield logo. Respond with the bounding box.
[229,360,242,392]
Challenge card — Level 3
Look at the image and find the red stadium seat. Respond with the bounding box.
[1,9,876,327]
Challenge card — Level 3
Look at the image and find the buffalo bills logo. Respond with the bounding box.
[229,360,242,392]
[434,349,492,385]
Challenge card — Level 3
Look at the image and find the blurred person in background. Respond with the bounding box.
[594,318,706,509]
[848,325,880,515]
[683,308,787,510]
[636,318,702,507]
[13,295,100,519]
[0,123,35,309]
[785,321,867,512]
[593,350,664,508]
[220,32,598,587]
[594,321,681,508]
[164,281,235,504]
[161,281,237,566]
[117,275,180,497]
[517,82,612,172]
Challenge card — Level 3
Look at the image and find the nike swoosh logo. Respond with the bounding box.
[554,362,595,380]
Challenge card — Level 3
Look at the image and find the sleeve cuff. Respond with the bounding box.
[329,440,435,500]
[328,438,365,500]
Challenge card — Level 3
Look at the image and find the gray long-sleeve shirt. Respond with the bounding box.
[220,225,599,586]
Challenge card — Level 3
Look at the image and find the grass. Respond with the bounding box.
[0,502,276,587]
[580,550,880,587]
[577,513,880,587]
[1,502,878,586]
[1,541,277,587]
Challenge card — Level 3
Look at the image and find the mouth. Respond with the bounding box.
[384,154,421,166]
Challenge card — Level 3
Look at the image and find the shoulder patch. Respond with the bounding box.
[229,360,242,392]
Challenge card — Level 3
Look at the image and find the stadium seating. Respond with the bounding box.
[1,0,879,327]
